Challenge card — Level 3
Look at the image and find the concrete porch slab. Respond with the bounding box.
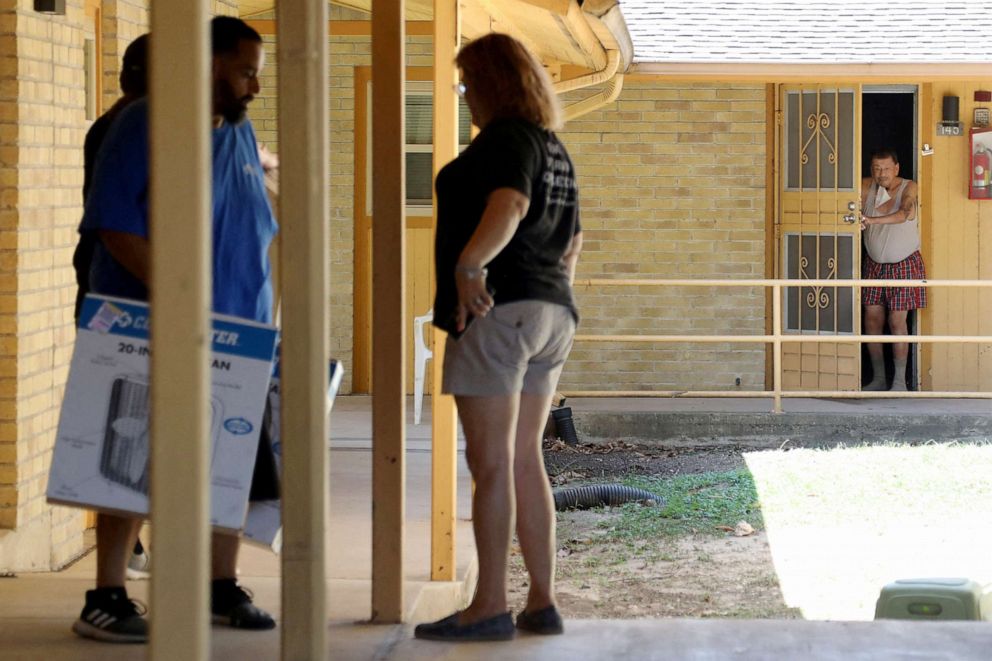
[0,395,475,659]
[565,397,992,446]
[393,618,992,660]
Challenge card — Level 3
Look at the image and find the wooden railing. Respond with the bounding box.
[569,278,992,413]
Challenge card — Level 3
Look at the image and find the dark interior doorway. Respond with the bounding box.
[862,92,916,179]
[860,88,919,390]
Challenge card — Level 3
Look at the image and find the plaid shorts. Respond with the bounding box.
[862,250,927,311]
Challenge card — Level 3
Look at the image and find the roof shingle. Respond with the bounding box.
[621,0,992,64]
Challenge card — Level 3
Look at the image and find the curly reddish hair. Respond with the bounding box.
[456,33,561,131]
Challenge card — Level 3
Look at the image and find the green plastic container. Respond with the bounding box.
[875,578,990,621]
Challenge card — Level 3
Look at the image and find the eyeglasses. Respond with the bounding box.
[454,82,467,98]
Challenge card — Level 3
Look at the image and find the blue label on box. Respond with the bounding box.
[80,295,277,362]
[223,417,254,435]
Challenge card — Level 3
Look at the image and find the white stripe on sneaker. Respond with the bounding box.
[72,619,147,644]
[86,611,120,629]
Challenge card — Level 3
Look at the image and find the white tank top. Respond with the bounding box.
[862,179,920,264]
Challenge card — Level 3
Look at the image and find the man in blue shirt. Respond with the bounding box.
[73,17,277,643]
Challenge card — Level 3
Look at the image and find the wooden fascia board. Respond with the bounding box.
[331,0,434,20]
[247,19,434,37]
[516,0,571,14]
[562,1,607,70]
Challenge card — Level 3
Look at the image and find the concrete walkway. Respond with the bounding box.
[0,395,476,659]
[568,396,992,446]
[391,619,992,660]
[3,395,992,659]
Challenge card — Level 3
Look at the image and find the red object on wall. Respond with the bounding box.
[970,128,992,199]
[975,90,992,102]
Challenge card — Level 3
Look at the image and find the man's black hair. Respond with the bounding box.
[211,15,262,57]
[119,34,149,96]
[871,148,899,165]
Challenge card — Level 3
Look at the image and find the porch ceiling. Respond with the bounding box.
[239,0,434,20]
[238,1,633,72]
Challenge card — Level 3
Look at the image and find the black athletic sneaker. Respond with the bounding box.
[72,587,148,643]
[211,578,276,630]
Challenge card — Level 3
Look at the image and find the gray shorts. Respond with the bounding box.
[442,300,576,397]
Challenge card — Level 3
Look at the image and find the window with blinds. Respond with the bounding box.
[404,92,472,206]
[365,83,472,213]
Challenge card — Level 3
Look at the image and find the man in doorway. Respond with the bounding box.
[859,149,926,391]
[72,17,277,642]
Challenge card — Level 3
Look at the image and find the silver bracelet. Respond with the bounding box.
[455,265,487,279]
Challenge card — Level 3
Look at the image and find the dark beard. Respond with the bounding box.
[215,79,249,125]
[221,105,247,124]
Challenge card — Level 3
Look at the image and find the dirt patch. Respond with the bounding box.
[509,516,799,620]
[543,440,747,485]
[506,442,800,620]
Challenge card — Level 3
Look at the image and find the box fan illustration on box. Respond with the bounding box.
[98,375,223,495]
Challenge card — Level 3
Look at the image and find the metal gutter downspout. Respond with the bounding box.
[554,48,624,121]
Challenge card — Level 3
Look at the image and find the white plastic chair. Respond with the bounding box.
[413,309,433,425]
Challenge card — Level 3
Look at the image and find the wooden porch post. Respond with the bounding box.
[371,0,407,622]
[148,1,211,659]
[430,0,460,582]
[277,0,331,657]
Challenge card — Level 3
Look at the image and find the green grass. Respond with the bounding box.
[744,442,992,529]
[590,469,763,541]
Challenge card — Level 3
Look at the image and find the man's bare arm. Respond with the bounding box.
[98,230,150,286]
[862,181,918,227]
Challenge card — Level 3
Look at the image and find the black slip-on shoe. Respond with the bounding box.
[515,605,564,635]
[414,611,515,642]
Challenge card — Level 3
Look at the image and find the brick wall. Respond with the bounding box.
[0,4,19,533]
[0,0,91,570]
[100,0,146,111]
[556,82,768,392]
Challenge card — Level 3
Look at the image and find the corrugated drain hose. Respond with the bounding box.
[553,484,663,511]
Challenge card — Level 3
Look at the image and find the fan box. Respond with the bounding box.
[46,295,277,533]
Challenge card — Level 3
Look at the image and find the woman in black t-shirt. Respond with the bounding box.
[415,33,582,643]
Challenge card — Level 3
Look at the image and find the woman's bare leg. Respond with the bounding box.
[455,394,519,622]
[513,392,557,612]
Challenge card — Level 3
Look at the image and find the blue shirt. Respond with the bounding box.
[80,98,278,324]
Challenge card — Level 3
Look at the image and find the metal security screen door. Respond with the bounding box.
[778,84,861,391]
